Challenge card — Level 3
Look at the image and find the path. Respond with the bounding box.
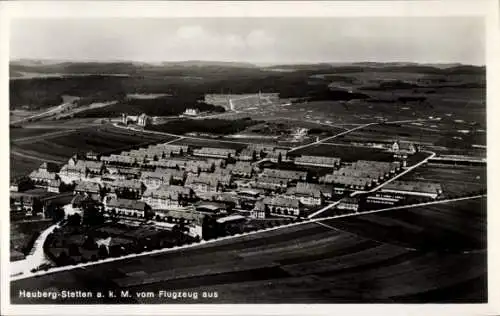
[12,129,78,143]
[10,149,65,164]
[309,150,436,218]
[288,122,377,153]
[10,222,60,277]
[350,150,437,196]
[11,193,485,282]
[112,123,276,147]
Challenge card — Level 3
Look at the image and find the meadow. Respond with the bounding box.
[11,217,486,303]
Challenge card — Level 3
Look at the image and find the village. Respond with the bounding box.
[9,111,451,269]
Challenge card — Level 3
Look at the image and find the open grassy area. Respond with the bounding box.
[323,196,486,252]
[10,127,61,141]
[400,163,486,197]
[170,138,249,151]
[10,125,177,179]
[290,143,394,162]
[11,219,54,258]
[12,215,486,303]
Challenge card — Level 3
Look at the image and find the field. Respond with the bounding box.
[290,143,394,162]
[170,138,249,151]
[324,197,486,252]
[11,195,486,304]
[399,163,486,197]
[10,125,177,179]
[10,127,61,141]
[11,219,54,258]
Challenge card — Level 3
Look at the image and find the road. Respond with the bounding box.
[308,150,436,218]
[55,101,118,119]
[307,200,342,219]
[10,99,78,125]
[11,129,78,144]
[10,222,60,277]
[288,122,377,153]
[10,193,486,304]
[350,150,437,197]
[10,192,484,282]
[111,123,275,147]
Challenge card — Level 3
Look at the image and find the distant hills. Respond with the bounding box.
[10,59,486,78]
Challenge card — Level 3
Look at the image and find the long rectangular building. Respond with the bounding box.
[260,168,307,181]
[294,155,341,168]
[193,147,237,159]
[380,180,443,199]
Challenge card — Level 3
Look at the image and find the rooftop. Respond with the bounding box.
[263,196,300,208]
[106,197,149,211]
[382,180,442,194]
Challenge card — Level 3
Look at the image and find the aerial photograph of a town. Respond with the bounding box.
[7,14,488,305]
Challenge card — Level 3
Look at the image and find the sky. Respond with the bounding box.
[9,17,485,65]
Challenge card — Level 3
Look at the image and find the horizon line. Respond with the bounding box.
[10,58,485,67]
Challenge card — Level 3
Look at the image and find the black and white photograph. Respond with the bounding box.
[1,1,499,315]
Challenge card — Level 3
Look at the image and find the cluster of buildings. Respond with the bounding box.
[121,113,151,127]
[320,160,402,193]
[12,135,442,238]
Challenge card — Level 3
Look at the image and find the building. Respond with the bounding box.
[186,160,214,174]
[123,149,149,164]
[237,189,263,209]
[10,177,33,192]
[196,201,229,214]
[262,196,301,218]
[294,155,341,168]
[85,151,100,161]
[140,170,175,189]
[149,158,185,170]
[185,173,221,193]
[320,160,401,194]
[121,113,151,127]
[103,167,142,180]
[366,193,402,206]
[29,163,59,187]
[267,149,289,163]
[74,180,102,199]
[207,158,226,168]
[251,200,267,219]
[104,196,153,219]
[193,147,237,159]
[285,182,323,206]
[108,179,145,199]
[237,148,256,161]
[337,197,360,212]
[390,141,417,159]
[380,180,443,199]
[251,177,289,191]
[320,174,373,193]
[184,108,200,116]
[71,193,99,208]
[260,168,307,182]
[141,185,193,210]
[10,196,41,216]
[213,166,232,177]
[154,208,206,238]
[216,214,246,225]
[137,113,151,127]
[230,161,253,178]
[47,179,62,193]
[157,144,189,155]
[59,159,102,183]
[101,154,136,166]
